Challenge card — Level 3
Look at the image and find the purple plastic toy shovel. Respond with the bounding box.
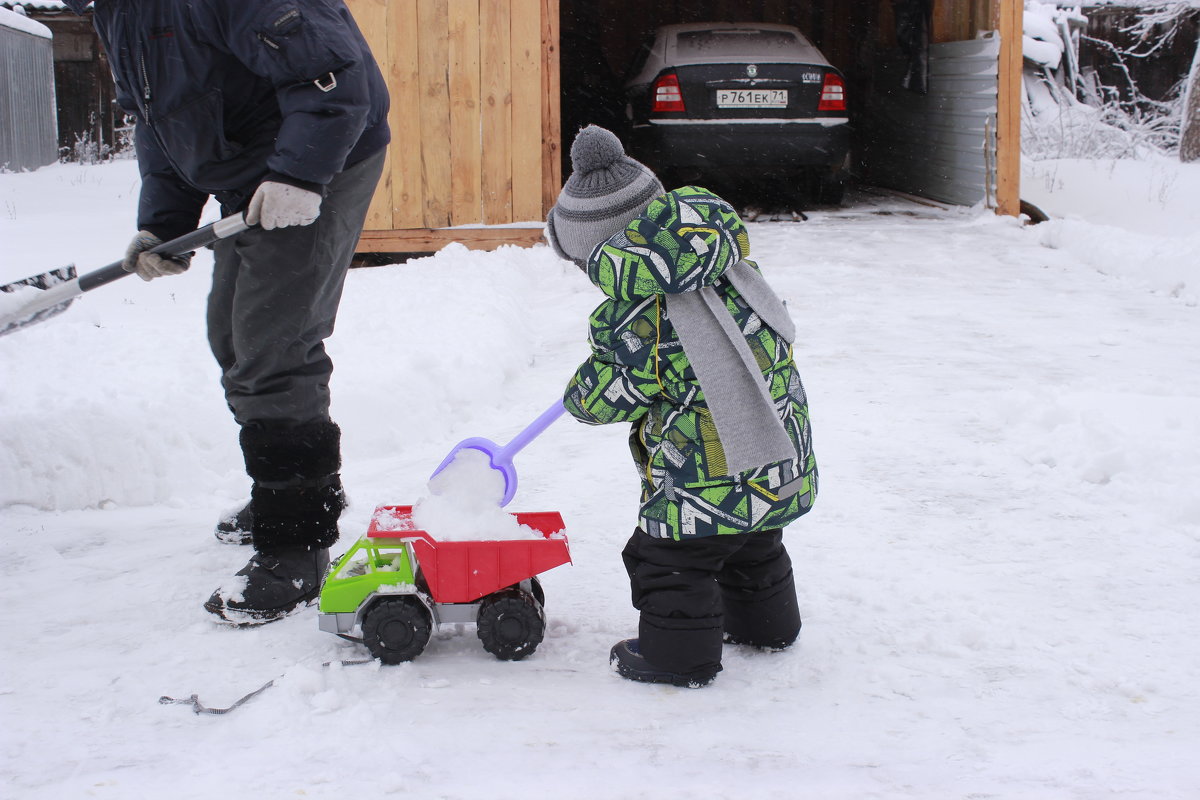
[429,399,567,507]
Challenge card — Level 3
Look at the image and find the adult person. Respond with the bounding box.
[62,0,390,625]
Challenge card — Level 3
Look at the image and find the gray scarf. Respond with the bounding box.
[666,261,797,476]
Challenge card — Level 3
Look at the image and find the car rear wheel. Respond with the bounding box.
[362,596,433,664]
[477,588,546,661]
[814,171,846,205]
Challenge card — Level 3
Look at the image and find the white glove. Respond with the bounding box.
[246,181,323,230]
[122,230,192,281]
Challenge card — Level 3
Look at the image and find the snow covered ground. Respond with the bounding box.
[2,157,1198,799]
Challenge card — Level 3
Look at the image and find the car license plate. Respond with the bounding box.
[716,88,788,108]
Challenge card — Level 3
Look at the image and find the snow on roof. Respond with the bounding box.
[0,5,52,37]
[2,1,71,9]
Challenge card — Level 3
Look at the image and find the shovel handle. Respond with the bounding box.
[79,214,252,292]
[497,400,567,459]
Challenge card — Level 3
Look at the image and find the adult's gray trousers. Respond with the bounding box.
[207,149,386,425]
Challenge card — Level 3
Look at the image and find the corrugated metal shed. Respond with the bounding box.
[860,35,1002,207]
[0,8,58,171]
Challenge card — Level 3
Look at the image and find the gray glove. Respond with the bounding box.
[122,230,192,282]
[245,181,323,230]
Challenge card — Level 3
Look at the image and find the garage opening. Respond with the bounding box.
[558,1,1006,211]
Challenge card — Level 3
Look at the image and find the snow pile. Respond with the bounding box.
[1023,2,1067,69]
[368,505,417,532]
[412,449,541,540]
[1023,155,1200,303]
[0,158,573,511]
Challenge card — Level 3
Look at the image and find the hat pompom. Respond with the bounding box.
[570,125,625,174]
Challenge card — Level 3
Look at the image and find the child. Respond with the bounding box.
[547,126,818,688]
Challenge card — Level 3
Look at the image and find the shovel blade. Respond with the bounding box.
[0,265,78,338]
[1,265,77,293]
[430,438,519,507]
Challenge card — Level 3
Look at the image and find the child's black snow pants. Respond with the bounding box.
[621,527,801,679]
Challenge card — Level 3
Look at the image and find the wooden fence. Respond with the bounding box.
[347,0,560,252]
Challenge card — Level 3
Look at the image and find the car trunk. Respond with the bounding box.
[669,63,839,119]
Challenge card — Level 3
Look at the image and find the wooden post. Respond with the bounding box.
[995,0,1022,216]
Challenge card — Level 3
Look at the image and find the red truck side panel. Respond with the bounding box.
[367,506,572,603]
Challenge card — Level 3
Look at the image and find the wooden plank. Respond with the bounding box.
[480,0,513,224]
[346,0,393,231]
[875,0,896,48]
[417,0,452,228]
[943,0,987,41]
[974,0,991,36]
[391,0,424,229]
[448,0,482,225]
[541,0,561,214]
[510,0,542,222]
[933,0,979,43]
[358,227,546,252]
[995,0,1021,216]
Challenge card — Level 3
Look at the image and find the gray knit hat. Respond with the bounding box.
[546,126,664,265]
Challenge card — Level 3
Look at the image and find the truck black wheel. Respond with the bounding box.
[362,596,432,664]
[476,589,545,661]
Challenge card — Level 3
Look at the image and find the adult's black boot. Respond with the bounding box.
[204,547,330,625]
[205,419,344,625]
[213,499,254,545]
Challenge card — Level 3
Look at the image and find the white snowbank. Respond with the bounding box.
[2,158,1198,798]
[1023,156,1200,303]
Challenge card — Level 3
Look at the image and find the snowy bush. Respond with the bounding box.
[59,113,135,165]
[1022,1,1197,160]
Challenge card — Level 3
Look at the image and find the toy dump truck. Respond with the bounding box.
[318,505,571,664]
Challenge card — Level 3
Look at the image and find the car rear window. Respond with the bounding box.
[675,29,802,58]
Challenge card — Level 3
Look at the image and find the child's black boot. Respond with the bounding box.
[721,569,801,651]
[610,639,721,688]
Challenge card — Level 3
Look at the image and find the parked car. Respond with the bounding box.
[623,22,851,204]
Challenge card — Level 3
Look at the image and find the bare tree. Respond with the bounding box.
[1125,2,1200,161]
[1183,41,1200,160]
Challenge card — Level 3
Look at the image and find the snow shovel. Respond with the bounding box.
[0,213,250,339]
[430,399,567,507]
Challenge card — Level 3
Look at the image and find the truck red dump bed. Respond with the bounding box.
[366,505,571,603]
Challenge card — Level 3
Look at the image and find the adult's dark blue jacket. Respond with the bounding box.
[66,0,390,241]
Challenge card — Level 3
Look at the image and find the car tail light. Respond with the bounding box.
[818,73,846,111]
[652,72,686,113]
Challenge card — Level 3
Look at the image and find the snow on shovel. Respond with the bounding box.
[430,399,567,507]
[0,213,250,339]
